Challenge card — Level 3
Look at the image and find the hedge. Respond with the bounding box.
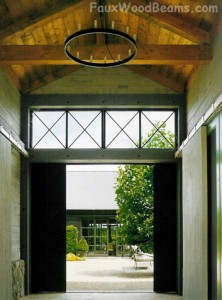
[66,225,78,255]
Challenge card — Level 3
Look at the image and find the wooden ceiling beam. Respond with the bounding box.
[109,0,210,44]
[0,45,212,65]
[124,65,184,93]
[0,0,89,40]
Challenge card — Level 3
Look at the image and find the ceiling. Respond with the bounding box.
[0,0,221,95]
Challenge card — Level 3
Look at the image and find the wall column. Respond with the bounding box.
[0,135,12,300]
[183,126,208,300]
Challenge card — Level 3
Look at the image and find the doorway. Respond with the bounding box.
[30,162,179,294]
[207,112,222,300]
[66,164,153,292]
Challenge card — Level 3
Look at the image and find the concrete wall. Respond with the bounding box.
[187,29,222,133]
[11,147,21,261]
[0,67,20,133]
[184,23,222,300]
[0,135,12,300]
[183,127,208,300]
[0,66,21,300]
[32,67,176,95]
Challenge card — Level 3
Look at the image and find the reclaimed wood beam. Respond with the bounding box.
[109,0,210,44]
[0,0,89,40]
[0,45,212,65]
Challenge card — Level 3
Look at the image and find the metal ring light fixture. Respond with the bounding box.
[64,28,137,68]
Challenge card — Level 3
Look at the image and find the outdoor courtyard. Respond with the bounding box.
[21,258,184,300]
[66,257,154,292]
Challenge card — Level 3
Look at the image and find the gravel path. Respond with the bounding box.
[66,257,153,291]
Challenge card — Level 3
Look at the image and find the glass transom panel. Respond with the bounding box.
[68,111,101,148]
[32,111,66,149]
[31,110,176,149]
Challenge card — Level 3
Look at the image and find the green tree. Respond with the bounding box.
[115,122,174,253]
[115,164,154,253]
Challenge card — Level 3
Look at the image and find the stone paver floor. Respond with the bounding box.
[21,292,183,300]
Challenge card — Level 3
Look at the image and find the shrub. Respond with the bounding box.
[78,237,89,252]
[66,225,78,254]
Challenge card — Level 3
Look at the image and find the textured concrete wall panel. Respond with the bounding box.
[187,30,222,133]
[183,127,208,300]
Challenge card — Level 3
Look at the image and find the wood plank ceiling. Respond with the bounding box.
[0,0,221,94]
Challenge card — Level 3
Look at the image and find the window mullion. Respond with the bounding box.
[139,110,142,149]
[30,111,33,149]
[66,111,68,149]
[102,110,106,149]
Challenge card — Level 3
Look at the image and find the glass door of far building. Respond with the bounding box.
[81,218,124,256]
[95,220,108,255]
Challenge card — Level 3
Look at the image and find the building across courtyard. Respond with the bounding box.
[66,166,128,256]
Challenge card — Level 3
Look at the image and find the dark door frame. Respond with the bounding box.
[21,160,183,295]
[207,113,222,300]
[30,163,66,293]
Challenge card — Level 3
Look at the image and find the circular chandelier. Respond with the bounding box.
[64,28,137,68]
[64,1,137,68]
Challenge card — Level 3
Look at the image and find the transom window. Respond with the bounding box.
[31,110,176,149]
